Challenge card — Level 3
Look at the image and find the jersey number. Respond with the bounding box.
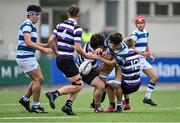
[130,59,140,71]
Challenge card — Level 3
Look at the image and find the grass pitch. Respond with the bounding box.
[0,86,180,122]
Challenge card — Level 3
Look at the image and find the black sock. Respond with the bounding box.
[65,100,73,108]
[110,102,115,108]
[51,90,60,100]
[125,98,129,104]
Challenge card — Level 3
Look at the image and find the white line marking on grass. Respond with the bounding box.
[134,107,180,110]
[0,116,78,120]
[0,103,49,106]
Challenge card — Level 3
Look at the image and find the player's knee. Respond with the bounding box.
[152,75,159,83]
[39,77,44,84]
[33,77,44,85]
[97,84,105,92]
[72,79,83,91]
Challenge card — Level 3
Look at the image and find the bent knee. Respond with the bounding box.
[33,77,44,84]
[72,80,83,91]
[151,75,159,82]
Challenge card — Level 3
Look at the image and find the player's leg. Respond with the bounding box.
[114,87,123,112]
[46,74,83,115]
[90,77,105,112]
[122,82,141,110]
[25,82,33,98]
[46,58,83,115]
[61,75,83,115]
[143,67,159,106]
[114,66,123,112]
[90,88,106,109]
[104,85,116,112]
[123,94,131,110]
[17,58,44,113]
[27,67,45,113]
[19,81,33,112]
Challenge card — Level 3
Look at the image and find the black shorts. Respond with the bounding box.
[56,56,79,78]
[121,82,141,94]
[81,69,99,85]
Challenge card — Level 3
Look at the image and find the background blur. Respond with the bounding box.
[0,0,179,86]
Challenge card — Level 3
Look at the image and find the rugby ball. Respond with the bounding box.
[79,61,92,75]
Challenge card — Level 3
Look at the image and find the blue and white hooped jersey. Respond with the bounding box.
[105,41,129,65]
[77,42,98,68]
[131,28,149,52]
[121,49,141,86]
[16,19,37,59]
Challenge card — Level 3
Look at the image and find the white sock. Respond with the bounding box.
[32,101,40,108]
[22,95,29,102]
[145,88,153,99]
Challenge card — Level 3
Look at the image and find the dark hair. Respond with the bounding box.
[90,33,105,49]
[108,32,123,45]
[27,5,42,13]
[68,5,80,17]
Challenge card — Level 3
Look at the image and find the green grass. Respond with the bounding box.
[0,87,180,122]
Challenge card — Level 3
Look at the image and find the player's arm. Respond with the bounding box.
[48,33,58,56]
[74,27,97,60]
[134,44,154,61]
[145,44,155,61]
[24,33,53,54]
[36,42,49,48]
[74,42,98,59]
[96,55,117,66]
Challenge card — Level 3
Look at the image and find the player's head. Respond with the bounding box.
[135,15,145,31]
[124,37,135,48]
[90,33,105,50]
[27,5,41,24]
[108,32,123,51]
[68,5,80,20]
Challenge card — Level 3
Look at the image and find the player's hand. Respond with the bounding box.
[43,48,56,56]
[141,51,150,57]
[149,54,155,62]
[86,52,98,60]
[95,48,103,55]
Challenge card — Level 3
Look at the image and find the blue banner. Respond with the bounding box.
[141,57,180,83]
[51,57,180,84]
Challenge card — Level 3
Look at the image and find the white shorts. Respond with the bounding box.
[140,57,152,70]
[16,57,39,73]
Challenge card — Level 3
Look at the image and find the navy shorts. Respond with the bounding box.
[56,56,79,78]
[81,69,99,85]
[121,82,141,94]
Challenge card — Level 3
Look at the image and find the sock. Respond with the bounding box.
[125,98,129,104]
[22,95,29,102]
[32,101,40,108]
[94,104,100,109]
[145,82,155,99]
[92,100,95,105]
[65,100,73,108]
[52,90,60,100]
[116,101,123,108]
[110,102,115,108]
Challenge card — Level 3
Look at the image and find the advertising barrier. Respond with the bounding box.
[0,60,51,86]
[51,57,180,84]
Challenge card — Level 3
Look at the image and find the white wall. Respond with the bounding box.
[0,0,39,60]
[79,0,105,33]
